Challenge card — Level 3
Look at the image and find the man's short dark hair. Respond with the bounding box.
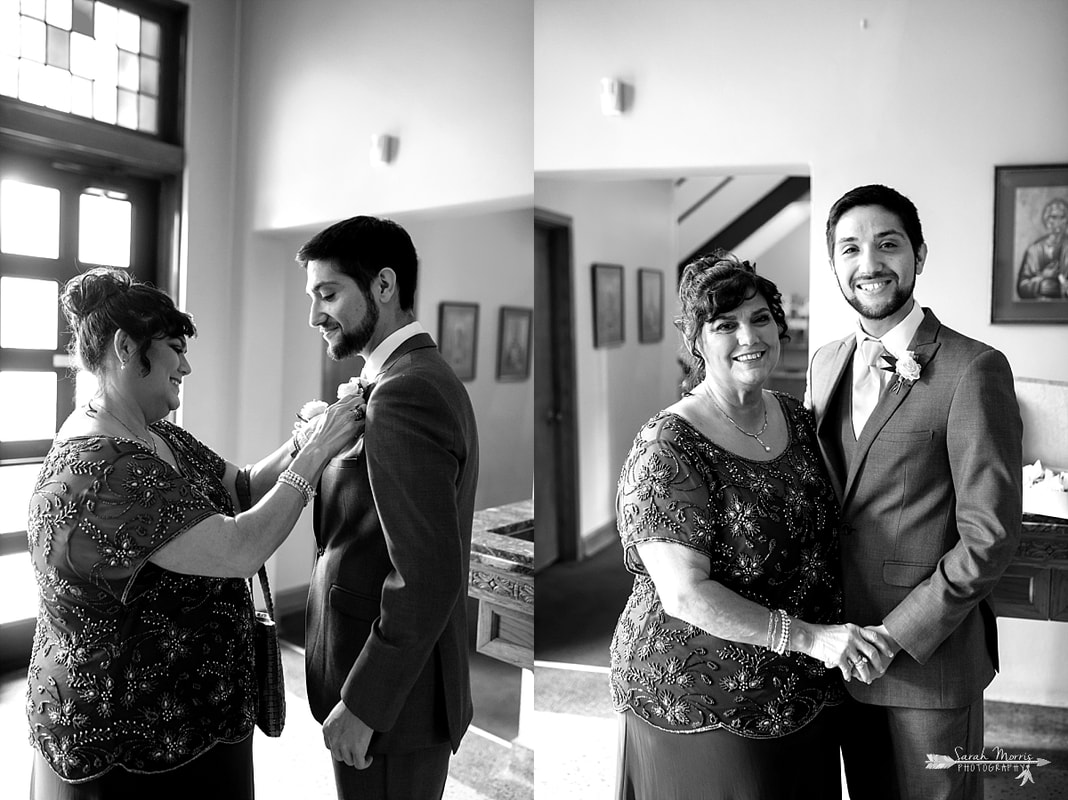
[296,216,418,311]
[825,184,925,259]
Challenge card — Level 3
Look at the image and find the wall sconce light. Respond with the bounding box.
[369,134,398,165]
[600,77,624,116]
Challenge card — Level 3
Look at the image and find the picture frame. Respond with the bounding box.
[438,302,479,381]
[991,164,1068,323]
[496,306,532,381]
[591,263,624,347]
[638,268,664,343]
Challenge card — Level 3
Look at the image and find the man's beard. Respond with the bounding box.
[840,273,915,321]
[327,294,379,360]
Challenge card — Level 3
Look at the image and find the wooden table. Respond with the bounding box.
[468,499,534,669]
[993,514,1068,620]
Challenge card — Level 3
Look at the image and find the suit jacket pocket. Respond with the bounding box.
[877,430,934,444]
[329,584,380,621]
[883,560,935,588]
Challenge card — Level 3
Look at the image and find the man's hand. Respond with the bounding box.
[323,700,374,769]
[852,624,901,682]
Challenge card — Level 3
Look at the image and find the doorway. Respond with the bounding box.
[534,209,579,570]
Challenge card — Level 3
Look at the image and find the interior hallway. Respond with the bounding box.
[534,537,1068,799]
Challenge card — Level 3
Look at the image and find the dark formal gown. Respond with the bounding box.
[26,422,256,799]
[610,393,845,800]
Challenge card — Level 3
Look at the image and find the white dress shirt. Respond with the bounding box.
[360,320,427,383]
[851,300,926,437]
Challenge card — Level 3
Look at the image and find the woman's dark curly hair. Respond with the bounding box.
[676,250,790,392]
[61,267,196,376]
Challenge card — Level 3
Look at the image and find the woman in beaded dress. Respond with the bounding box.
[610,252,894,800]
[26,268,365,799]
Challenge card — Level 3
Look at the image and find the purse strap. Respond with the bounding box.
[251,566,276,622]
[237,467,277,621]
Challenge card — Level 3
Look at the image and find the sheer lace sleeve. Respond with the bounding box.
[34,438,219,605]
[616,415,720,574]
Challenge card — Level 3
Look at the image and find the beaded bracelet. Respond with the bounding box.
[774,609,792,655]
[765,609,777,650]
[278,468,315,506]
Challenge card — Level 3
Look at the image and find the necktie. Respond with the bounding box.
[852,338,887,438]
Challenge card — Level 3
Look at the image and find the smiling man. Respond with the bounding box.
[296,216,480,800]
[806,184,1022,800]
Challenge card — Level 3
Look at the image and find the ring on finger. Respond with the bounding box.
[353,406,366,421]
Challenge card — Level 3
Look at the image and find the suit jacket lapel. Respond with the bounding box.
[814,337,855,504]
[842,310,943,505]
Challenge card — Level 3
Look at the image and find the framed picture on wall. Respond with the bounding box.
[496,306,532,381]
[992,164,1068,323]
[592,263,624,347]
[438,302,479,381]
[638,268,664,343]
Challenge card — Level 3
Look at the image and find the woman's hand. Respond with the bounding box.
[795,621,895,684]
[301,392,367,458]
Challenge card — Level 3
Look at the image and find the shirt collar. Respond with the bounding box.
[854,300,925,359]
[361,320,426,382]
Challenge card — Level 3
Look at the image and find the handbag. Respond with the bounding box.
[252,565,286,736]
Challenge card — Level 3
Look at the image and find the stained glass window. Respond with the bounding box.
[1,0,163,135]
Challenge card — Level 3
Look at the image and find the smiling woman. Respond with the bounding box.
[608,250,891,800]
[23,267,367,799]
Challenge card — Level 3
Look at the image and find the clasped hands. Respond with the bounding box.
[816,622,899,685]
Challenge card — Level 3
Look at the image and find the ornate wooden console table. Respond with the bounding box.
[993,515,1068,621]
[468,499,534,669]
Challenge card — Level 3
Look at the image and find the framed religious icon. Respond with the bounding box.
[496,306,532,381]
[592,262,624,347]
[638,268,664,343]
[992,164,1068,323]
[438,302,479,381]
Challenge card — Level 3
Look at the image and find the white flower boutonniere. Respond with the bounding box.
[292,377,372,450]
[880,350,922,393]
[336,376,372,401]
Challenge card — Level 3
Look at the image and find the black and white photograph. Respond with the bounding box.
[1,2,1067,800]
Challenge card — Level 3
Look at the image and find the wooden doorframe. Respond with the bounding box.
[535,207,580,563]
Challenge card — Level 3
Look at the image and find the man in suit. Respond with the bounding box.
[807,185,1022,799]
[296,216,479,799]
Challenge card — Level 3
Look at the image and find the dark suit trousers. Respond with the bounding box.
[331,743,451,800]
[841,695,984,800]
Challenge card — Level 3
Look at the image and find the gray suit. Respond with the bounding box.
[809,309,1022,798]
[306,333,479,799]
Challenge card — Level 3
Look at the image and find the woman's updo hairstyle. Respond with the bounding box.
[676,250,790,392]
[61,267,196,376]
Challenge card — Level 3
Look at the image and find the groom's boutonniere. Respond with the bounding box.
[291,377,373,452]
[880,350,922,393]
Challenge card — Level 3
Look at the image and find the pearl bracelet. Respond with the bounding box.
[278,468,315,506]
[774,609,792,655]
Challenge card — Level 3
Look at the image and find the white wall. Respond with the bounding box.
[535,0,1068,382]
[173,0,535,593]
[534,178,679,540]
[177,0,240,452]
[239,0,532,230]
[535,0,1068,707]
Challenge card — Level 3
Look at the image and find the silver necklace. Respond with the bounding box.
[88,400,157,454]
[707,392,771,452]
